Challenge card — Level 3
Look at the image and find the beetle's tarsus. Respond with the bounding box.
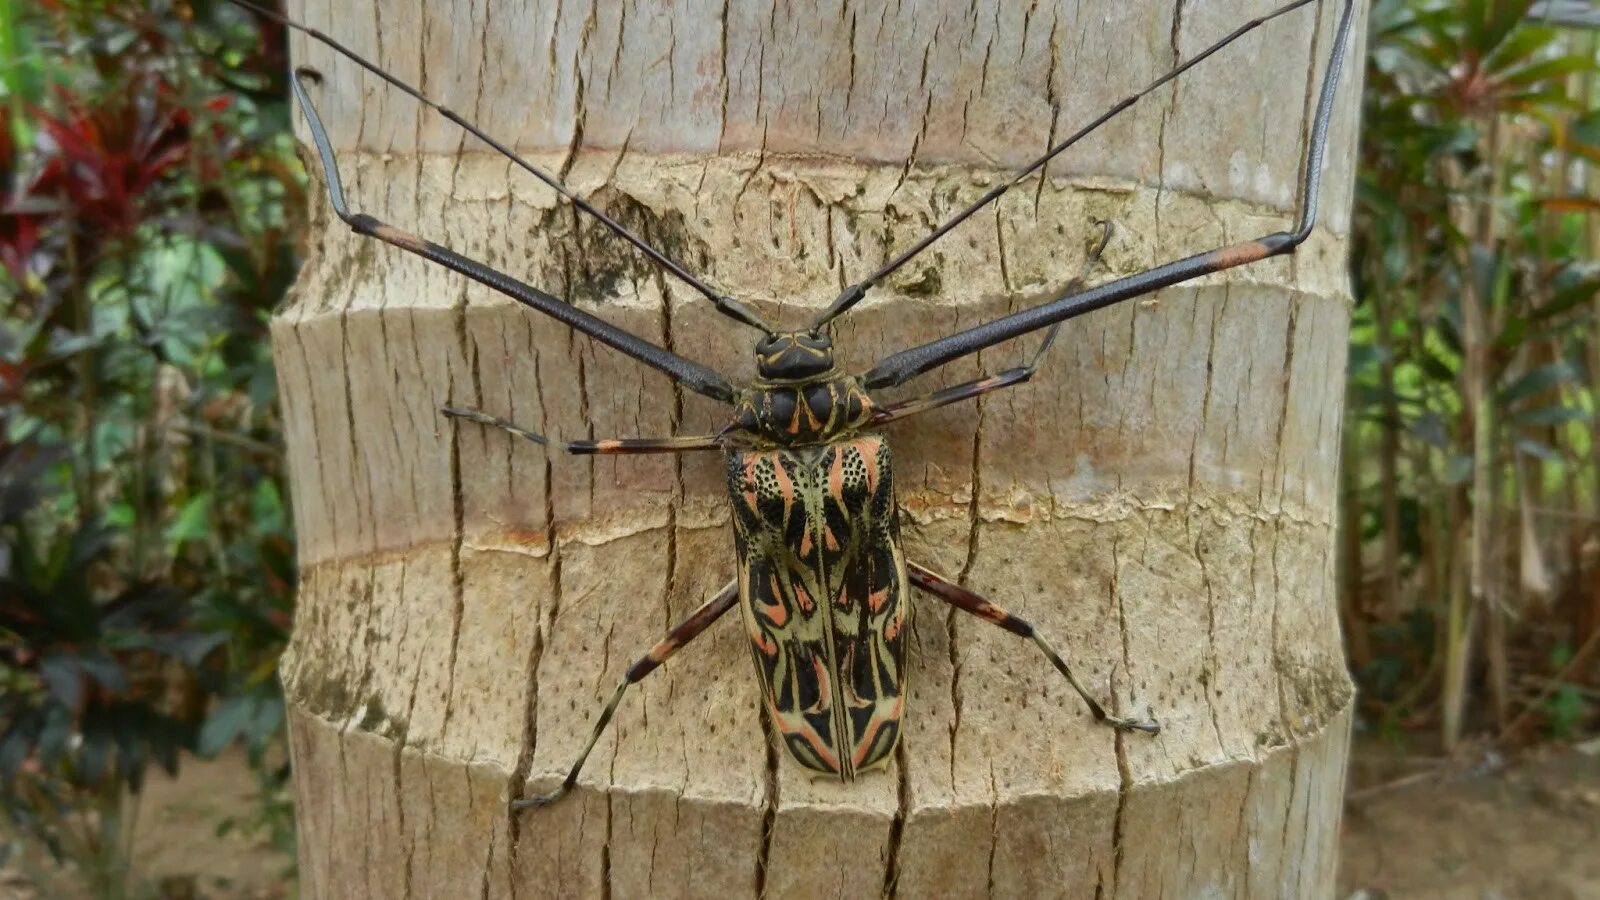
[1106,715,1161,735]
[511,787,567,810]
[439,404,554,448]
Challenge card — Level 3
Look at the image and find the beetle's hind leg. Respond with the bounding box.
[513,579,740,810]
[906,560,1159,735]
[441,406,727,455]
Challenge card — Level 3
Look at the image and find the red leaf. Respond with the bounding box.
[23,78,211,235]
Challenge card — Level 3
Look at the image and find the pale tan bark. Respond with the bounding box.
[273,1,1365,897]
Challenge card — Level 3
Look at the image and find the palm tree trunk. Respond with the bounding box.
[274,1,1365,895]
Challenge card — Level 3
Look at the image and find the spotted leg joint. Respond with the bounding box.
[906,561,1160,735]
[511,579,740,811]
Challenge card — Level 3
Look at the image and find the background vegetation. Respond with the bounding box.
[1,0,299,893]
[1346,0,1600,749]
[0,0,1595,894]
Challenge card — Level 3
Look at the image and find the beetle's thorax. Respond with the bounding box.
[734,375,875,447]
[732,331,875,446]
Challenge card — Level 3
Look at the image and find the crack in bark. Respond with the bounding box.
[951,399,984,796]
[1107,534,1133,897]
[717,0,732,153]
[1193,523,1227,756]
[393,559,418,900]
[1277,743,1302,894]
[441,301,476,734]
[993,203,1013,294]
[881,738,910,899]
[1152,0,1186,244]
[1259,521,1291,745]
[479,821,495,900]
[1033,9,1061,215]
[601,791,614,900]
[337,308,373,561]
[1189,281,1224,501]
[469,0,493,161]
[1269,297,1301,512]
[754,704,778,900]
[983,758,1000,896]
[1231,763,1255,886]
[509,336,557,830]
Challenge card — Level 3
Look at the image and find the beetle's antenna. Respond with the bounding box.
[225,0,775,335]
[861,0,1359,390]
[811,0,1321,329]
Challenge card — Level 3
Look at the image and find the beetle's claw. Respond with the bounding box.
[1108,715,1161,735]
[510,787,566,810]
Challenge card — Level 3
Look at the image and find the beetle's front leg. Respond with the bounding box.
[907,561,1159,735]
[441,406,729,455]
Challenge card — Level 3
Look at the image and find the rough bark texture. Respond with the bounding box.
[273,1,1366,897]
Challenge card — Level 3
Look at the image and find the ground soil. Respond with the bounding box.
[1340,738,1600,900]
[7,740,1600,898]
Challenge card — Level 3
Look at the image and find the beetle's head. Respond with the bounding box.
[754,330,834,382]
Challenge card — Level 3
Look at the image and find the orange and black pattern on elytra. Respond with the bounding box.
[724,435,908,778]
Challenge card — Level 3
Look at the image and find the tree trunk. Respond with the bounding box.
[273,1,1365,897]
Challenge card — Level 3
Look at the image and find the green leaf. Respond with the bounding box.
[1483,22,1558,74]
[1543,685,1589,739]
[153,631,230,667]
[1410,412,1450,449]
[246,695,284,746]
[38,654,83,711]
[198,696,256,757]
[76,653,127,694]
[1573,110,1600,147]
[1528,279,1599,323]
[251,478,284,534]
[103,502,136,529]
[1499,56,1596,90]
[167,492,213,548]
[1476,0,1535,59]
[1515,438,1560,461]
[1511,405,1591,428]
[78,723,111,786]
[1419,350,1457,383]
[1494,314,1527,351]
[1348,343,1384,373]
[0,716,39,782]
[1497,362,1578,407]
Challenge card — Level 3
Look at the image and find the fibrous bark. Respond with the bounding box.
[273,1,1365,897]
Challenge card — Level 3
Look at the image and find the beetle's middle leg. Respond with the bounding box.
[513,578,740,810]
[867,220,1113,426]
[906,561,1159,735]
[441,406,727,455]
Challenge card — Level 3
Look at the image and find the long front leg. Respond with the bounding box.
[285,68,737,404]
[441,406,728,455]
[869,222,1112,426]
[908,561,1160,735]
[862,0,1359,390]
[514,579,740,810]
